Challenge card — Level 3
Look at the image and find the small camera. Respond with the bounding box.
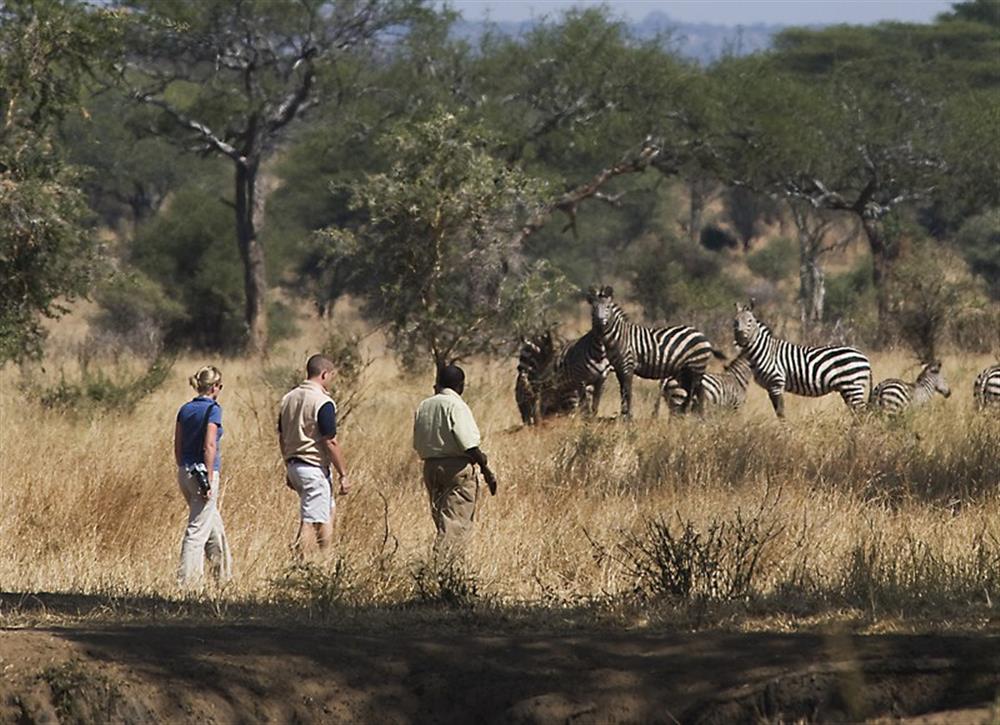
[186,463,212,498]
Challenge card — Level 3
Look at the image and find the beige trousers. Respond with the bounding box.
[422,457,479,557]
[177,467,232,586]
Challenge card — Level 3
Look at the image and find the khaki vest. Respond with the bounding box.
[279,381,335,468]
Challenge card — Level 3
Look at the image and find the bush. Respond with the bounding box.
[746,236,797,283]
[953,209,1000,300]
[824,258,874,324]
[28,356,173,414]
[130,172,248,353]
[628,233,741,327]
[91,268,187,357]
[619,509,783,602]
[889,243,983,360]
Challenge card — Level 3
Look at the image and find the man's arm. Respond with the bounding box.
[317,401,349,495]
[465,446,498,496]
[320,436,350,495]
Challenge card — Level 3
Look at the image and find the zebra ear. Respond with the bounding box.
[585,286,598,302]
[602,285,614,298]
[748,297,756,311]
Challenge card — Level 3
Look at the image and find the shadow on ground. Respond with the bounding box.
[2,592,999,723]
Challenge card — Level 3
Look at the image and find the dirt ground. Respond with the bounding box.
[2,603,999,724]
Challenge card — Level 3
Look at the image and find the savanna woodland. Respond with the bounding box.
[2,0,1000,722]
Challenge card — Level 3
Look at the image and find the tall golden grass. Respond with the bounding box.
[2,336,999,626]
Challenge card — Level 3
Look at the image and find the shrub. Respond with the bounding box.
[619,508,783,603]
[746,236,797,283]
[628,233,741,327]
[91,268,187,357]
[889,243,982,360]
[412,557,484,610]
[953,209,1000,300]
[824,258,874,324]
[27,356,173,414]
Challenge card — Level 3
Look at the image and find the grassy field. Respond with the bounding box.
[2,332,999,631]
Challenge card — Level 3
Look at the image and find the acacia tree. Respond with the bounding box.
[324,111,566,367]
[0,0,119,362]
[119,0,424,353]
[787,202,858,335]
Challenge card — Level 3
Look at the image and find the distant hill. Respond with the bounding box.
[451,11,793,64]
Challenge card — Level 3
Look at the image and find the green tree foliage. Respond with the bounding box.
[718,12,999,343]
[118,0,428,353]
[130,169,248,351]
[953,210,1000,300]
[627,233,740,339]
[323,110,567,367]
[0,0,120,362]
[59,91,193,235]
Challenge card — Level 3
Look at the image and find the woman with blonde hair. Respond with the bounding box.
[174,365,232,586]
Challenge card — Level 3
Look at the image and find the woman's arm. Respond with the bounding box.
[174,420,183,466]
[203,422,218,472]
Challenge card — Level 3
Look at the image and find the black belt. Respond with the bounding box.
[287,457,321,467]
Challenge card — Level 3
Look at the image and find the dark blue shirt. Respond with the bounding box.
[177,397,223,470]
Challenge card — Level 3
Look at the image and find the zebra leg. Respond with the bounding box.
[768,388,786,418]
[689,370,706,414]
[616,368,633,419]
[590,377,604,417]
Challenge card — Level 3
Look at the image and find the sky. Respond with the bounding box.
[448,1,957,26]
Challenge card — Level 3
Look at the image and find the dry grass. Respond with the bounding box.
[2,331,999,631]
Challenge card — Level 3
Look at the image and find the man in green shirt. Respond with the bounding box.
[413,364,498,556]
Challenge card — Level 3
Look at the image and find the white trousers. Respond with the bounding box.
[177,467,232,586]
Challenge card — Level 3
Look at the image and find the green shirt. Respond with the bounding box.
[413,388,482,460]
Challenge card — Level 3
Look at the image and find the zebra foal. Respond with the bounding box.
[587,286,724,418]
[656,352,752,415]
[733,299,871,418]
[515,330,609,424]
[973,364,1000,410]
[869,361,951,415]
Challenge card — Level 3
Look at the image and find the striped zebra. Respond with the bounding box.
[587,286,724,418]
[515,333,554,425]
[733,299,871,417]
[973,364,1000,410]
[515,330,609,424]
[869,361,951,415]
[655,352,753,416]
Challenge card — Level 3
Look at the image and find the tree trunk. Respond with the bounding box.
[798,248,825,336]
[863,218,892,347]
[235,161,268,355]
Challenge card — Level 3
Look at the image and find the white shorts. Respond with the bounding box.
[287,461,333,523]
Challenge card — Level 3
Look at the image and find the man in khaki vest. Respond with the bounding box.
[413,364,497,557]
[278,354,350,558]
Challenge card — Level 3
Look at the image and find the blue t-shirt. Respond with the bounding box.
[177,397,223,470]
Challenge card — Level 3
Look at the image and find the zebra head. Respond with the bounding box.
[587,285,617,333]
[918,360,951,398]
[733,299,760,348]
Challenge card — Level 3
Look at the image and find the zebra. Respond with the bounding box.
[973,364,1000,410]
[587,285,724,418]
[515,330,609,424]
[515,333,554,425]
[733,299,871,417]
[655,351,753,416]
[869,361,951,415]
